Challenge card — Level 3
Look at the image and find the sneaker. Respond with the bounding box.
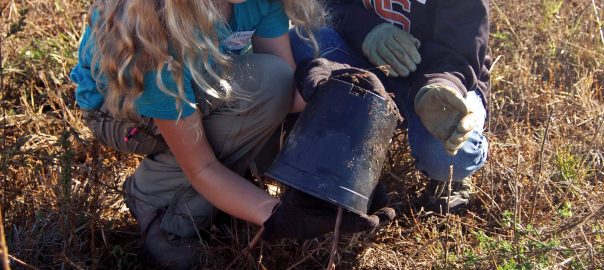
[123,176,202,269]
[421,178,473,214]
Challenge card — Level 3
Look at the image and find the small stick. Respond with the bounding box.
[326,207,344,270]
[244,227,264,257]
[7,254,38,270]
[529,107,553,223]
[592,0,604,45]
[443,165,453,270]
[0,204,10,270]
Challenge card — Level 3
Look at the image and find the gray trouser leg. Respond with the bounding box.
[84,54,294,237]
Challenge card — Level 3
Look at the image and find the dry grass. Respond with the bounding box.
[1,0,604,269]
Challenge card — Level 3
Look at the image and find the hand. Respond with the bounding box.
[261,187,395,241]
[295,58,385,102]
[414,84,477,156]
[362,23,421,77]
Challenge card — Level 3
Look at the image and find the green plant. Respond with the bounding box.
[557,201,573,219]
[554,149,587,184]
[540,0,563,30]
[502,210,515,229]
[469,226,566,269]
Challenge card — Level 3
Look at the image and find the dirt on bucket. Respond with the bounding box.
[327,70,404,123]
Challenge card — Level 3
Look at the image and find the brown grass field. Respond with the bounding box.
[1,0,604,269]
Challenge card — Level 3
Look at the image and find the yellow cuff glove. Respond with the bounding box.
[362,23,421,77]
[414,84,477,156]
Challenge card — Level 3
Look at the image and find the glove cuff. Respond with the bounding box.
[260,202,282,241]
[414,84,437,108]
[414,83,462,108]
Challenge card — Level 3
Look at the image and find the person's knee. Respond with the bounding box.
[248,54,294,121]
[412,131,489,182]
[160,186,217,238]
[289,27,345,62]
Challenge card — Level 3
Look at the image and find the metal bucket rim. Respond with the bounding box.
[265,170,368,216]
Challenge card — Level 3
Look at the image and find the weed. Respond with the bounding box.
[557,201,573,219]
[502,210,515,229]
[554,149,590,191]
[542,0,563,21]
[6,8,29,38]
[462,248,479,268]
[469,223,570,269]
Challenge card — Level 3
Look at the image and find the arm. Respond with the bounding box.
[154,112,278,226]
[411,0,490,100]
[156,108,388,240]
[253,33,307,113]
[412,0,490,154]
[327,0,490,99]
[327,1,421,77]
[325,1,386,56]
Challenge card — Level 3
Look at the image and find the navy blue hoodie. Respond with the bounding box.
[325,0,491,110]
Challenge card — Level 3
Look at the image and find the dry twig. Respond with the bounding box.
[6,254,38,270]
[326,207,343,270]
[530,107,554,223]
[244,228,264,257]
[0,205,10,270]
[547,204,604,239]
[286,245,323,270]
[592,0,604,46]
[443,165,453,270]
[0,27,9,270]
[491,0,523,47]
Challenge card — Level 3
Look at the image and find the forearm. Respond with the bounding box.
[326,2,385,55]
[412,0,489,98]
[289,91,307,113]
[155,114,278,226]
[189,160,278,226]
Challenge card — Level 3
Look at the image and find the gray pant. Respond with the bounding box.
[83,54,294,237]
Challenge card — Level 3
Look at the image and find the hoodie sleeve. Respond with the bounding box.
[410,0,490,103]
[325,0,385,55]
[325,0,490,108]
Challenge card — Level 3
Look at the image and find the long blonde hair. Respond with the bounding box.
[88,0,325,120]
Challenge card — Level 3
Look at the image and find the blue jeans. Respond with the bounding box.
[289,28,488,182]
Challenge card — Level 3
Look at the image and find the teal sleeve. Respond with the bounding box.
[135,67,197,120]
[254,1,289,38]
[71,23,106,110]
[71,9,197,119]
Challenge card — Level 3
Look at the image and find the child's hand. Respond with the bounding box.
[362,23,421,77]
[414,84,477,155]
[261,187,394,241]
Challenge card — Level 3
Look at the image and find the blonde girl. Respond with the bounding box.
[70,0,338,268]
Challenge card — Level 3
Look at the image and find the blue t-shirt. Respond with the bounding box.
[70,0,289,119]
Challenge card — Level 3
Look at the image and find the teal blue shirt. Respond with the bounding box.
[70,0,289,119]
